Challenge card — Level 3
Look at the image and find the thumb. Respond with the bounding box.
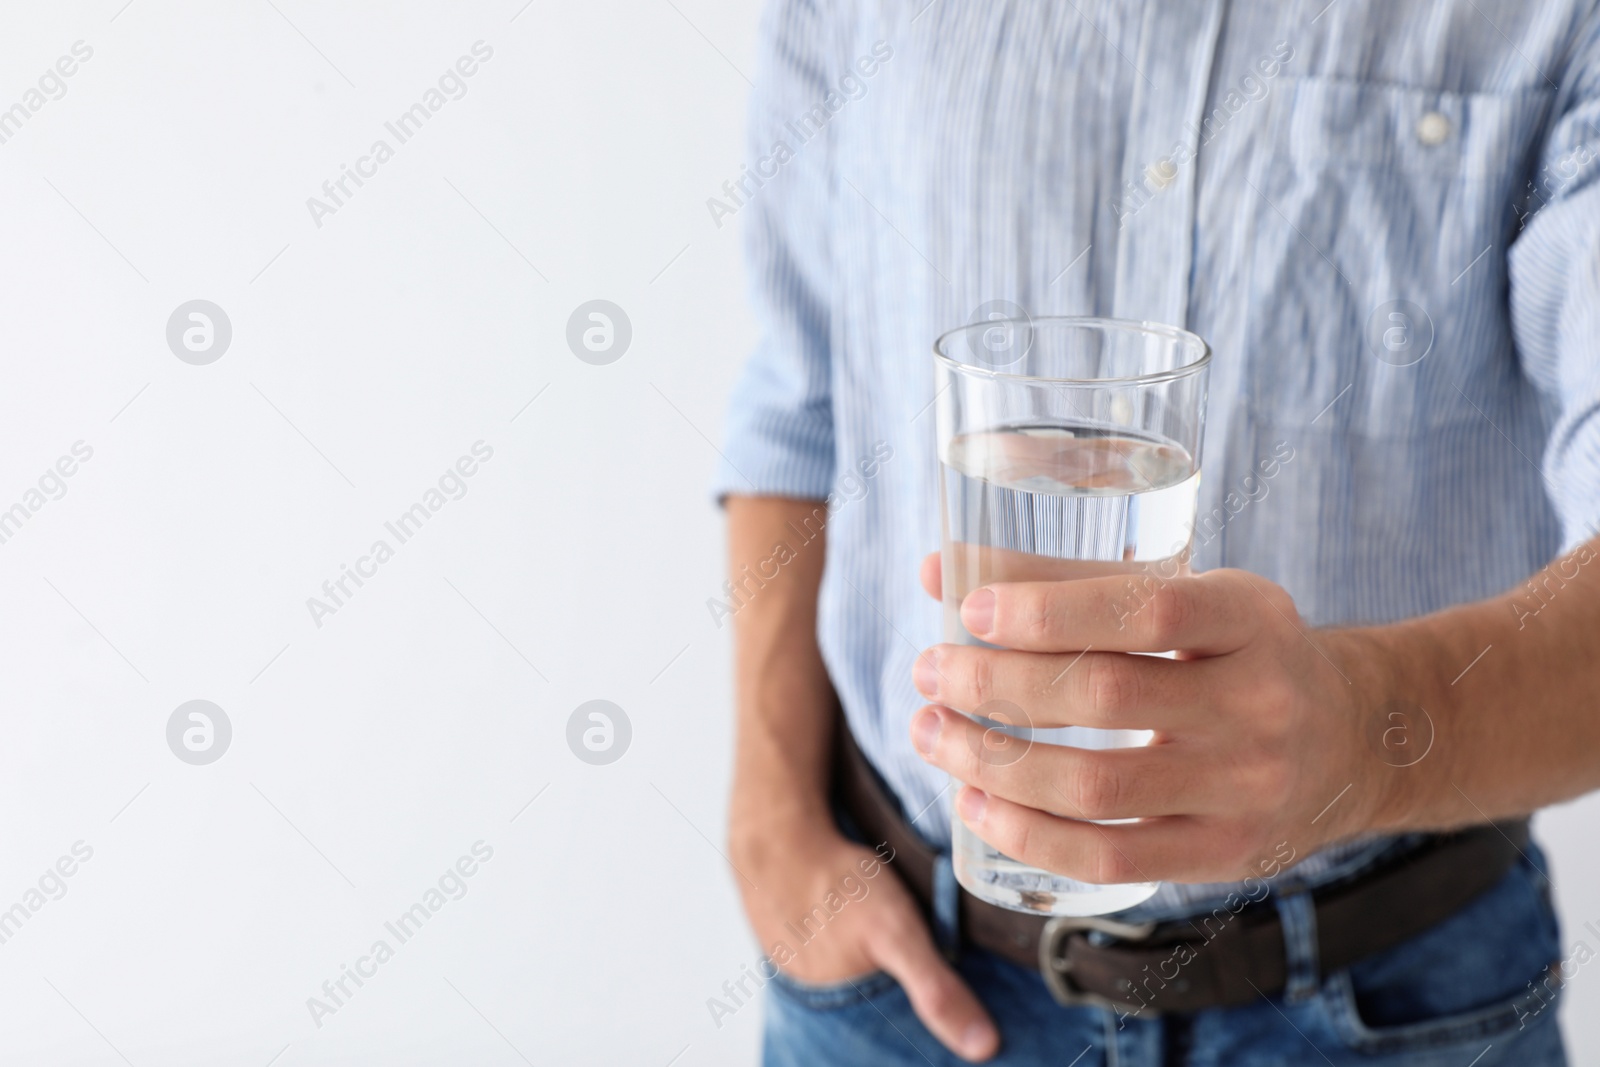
[869,909,1000,1062]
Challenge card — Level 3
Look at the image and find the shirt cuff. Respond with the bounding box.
[710,405,835,506]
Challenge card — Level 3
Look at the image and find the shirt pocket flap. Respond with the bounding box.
[1281,76,1551,179]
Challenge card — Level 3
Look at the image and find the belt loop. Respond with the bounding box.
[931,851,961,957]
[1274,890,1320,1003]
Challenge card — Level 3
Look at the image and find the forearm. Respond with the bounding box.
[1365,534,1600,831]
[724,495,839,863]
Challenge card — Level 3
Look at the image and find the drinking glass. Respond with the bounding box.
[932,316,1211,916]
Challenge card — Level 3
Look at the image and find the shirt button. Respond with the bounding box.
[1416,111,1452,146]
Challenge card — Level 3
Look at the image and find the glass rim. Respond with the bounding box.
[932,315,1212,386]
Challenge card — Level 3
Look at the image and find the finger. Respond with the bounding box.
[868,899,1000,1062]
[912,706,1213,819]
[913,645,1204,730]
[954,787,1252,884]
[961,569,1262,655]
[920,551,942,601]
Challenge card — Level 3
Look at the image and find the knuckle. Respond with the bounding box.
[1222,569,1285,628]
[1260,580,1297,619]
[963,650,996,707]
[915,977,959,1020]
[1247,723,1295,775]
[873,904,922,946]
[1259,677,1297,716]
[1066,756,1123,820]
[1248,695,1295,745]
[876,908,915,940]
[1145,585,1193,647]
[1019,591,1055,644]
[1082,655,1137,723]
[1256,763,1293,809]
[952,726,995,783]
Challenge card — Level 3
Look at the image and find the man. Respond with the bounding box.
[715,1,1600,1063]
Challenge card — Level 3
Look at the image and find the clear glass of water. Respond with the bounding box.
[931,316,1211,916]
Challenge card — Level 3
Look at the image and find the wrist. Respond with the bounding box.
[1332,620,1455,836]
[728,789,840,872]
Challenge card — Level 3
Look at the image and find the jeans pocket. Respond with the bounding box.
[1321,968,1558,1058]
[766,968,898,1012]
[1318,851,1565,1059]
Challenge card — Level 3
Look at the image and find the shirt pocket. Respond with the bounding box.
[1241,76,1553,434]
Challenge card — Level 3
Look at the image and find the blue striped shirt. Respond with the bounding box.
[715,0,1600,915]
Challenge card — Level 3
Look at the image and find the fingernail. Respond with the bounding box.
[912,707,942,756]
[913,650,940,697]
[963,588,996,637]
[962,1022,996,1059]
[957,787,988,825]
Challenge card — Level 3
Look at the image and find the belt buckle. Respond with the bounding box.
[1038,915,1158,1012]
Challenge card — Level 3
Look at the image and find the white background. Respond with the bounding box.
[0,2,1596,1064]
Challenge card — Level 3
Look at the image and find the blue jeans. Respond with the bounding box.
[763,847,1566,1066]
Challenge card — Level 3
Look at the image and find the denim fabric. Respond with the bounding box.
[763,847,1566,1066]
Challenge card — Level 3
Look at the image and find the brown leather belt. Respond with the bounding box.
[835,720,1528,1015]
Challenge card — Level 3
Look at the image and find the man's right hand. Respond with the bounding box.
[722,496,999,1061]
[733,824,1001,1062]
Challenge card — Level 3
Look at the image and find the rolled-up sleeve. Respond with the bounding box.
[711,0,838,504]
[1510,12,1600,554]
